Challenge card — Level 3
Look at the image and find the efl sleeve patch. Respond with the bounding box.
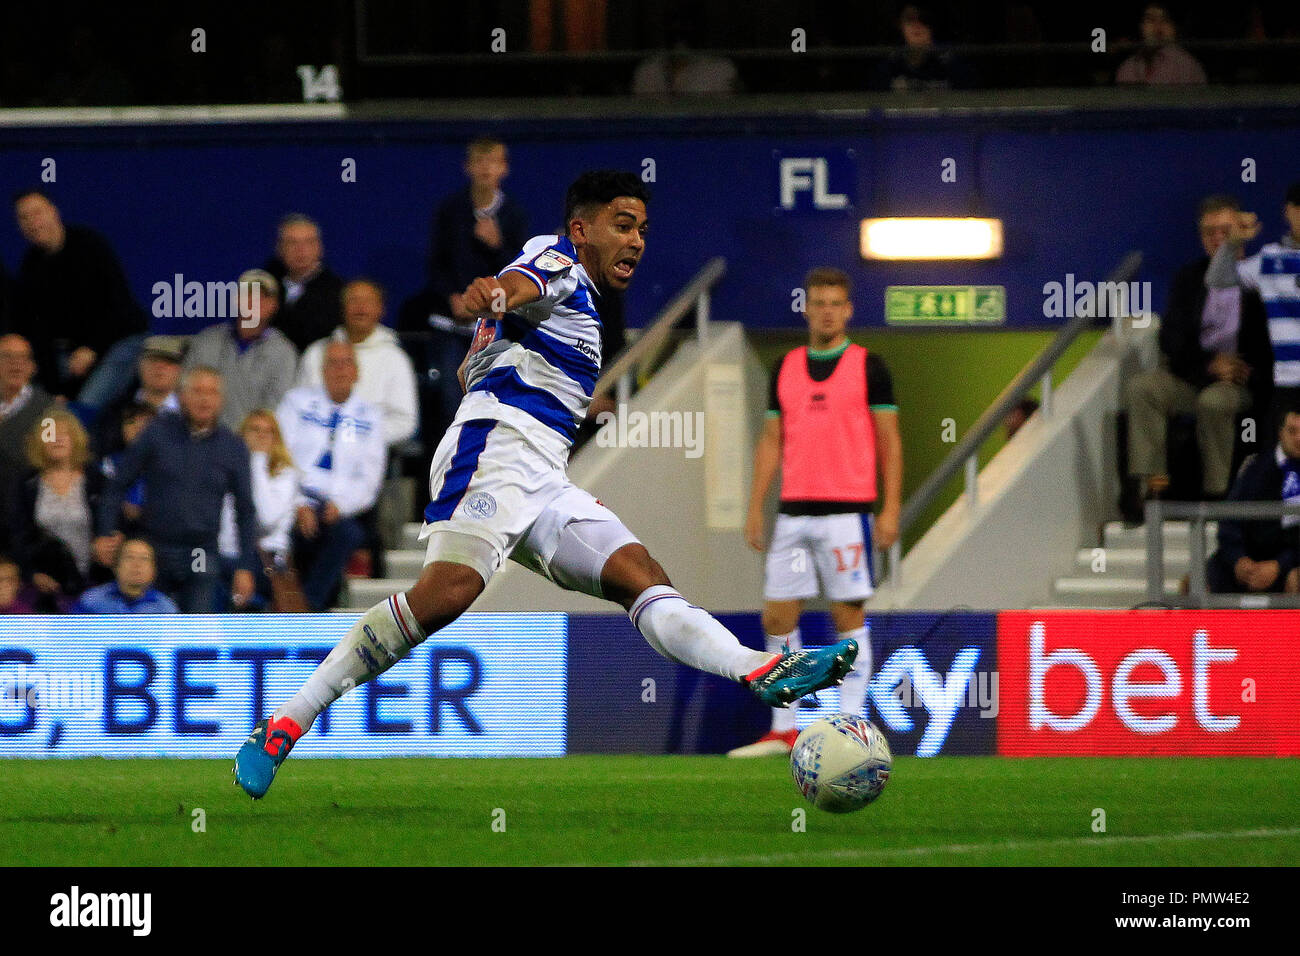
[531,248,576,275]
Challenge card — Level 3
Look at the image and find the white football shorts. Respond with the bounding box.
[420,398,639,596]
[763,511,876,603]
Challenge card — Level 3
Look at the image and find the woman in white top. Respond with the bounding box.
[220,409,300,608]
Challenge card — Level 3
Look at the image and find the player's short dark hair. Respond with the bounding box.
[1198,194,1240,220]
[12,186,54,207]
[564,171,650,231]
[805,267,852,296]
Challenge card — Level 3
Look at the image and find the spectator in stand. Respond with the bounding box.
[96,400,155,539]
[73,538,179,613]
[298,279,418,447]
[184,269,297,431]
[411,136,530,446]
[8,408,109,612]
[10,189,148,415]
[0,556,35,614]
[1124,195,1272,520]
[264,214,345,354]
[278,341,386,611]
[1116,4,1208,86]
[0,334,53,495]
[1207,181,1300,431]
[94,366,257,613]
[1207,407,1300,594]
[218,409,300,611]
[94,335,182,456]
[875,5,971,92]
[631,15,741,95]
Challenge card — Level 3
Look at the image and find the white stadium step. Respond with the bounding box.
[1072,547,1191,575]
[1051,575,1182,608]
[383,549,426,579]
[399,522,424,550]
[341,577,409,609]
[1102,520,1217,550]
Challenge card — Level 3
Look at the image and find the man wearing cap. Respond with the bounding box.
[184,269,298,431]
[94,334,183,456]
[1208,180,1300,431]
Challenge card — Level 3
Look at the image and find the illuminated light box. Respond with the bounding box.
[861,217,1003,260]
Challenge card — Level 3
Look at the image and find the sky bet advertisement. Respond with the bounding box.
[0,611,1295,758]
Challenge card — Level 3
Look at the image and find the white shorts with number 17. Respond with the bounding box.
[763,512,875,602]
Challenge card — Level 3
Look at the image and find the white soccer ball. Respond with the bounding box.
[790,714,893,813]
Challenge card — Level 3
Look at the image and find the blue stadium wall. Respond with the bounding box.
[1,104,1296,331]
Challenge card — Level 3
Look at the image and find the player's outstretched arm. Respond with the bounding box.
[459,270,541,319]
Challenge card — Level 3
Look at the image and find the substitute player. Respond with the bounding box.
[234,171,858,797]
[729,267,901,757]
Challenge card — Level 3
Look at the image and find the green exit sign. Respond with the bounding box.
[885,286,1006,325]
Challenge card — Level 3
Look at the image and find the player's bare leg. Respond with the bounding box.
[234,555,485,798]
[599,543,856,700]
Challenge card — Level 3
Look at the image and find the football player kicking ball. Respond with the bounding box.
[729,267,902,758]
[234,171,857,797]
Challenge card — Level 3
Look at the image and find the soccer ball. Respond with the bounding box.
[790,714,892,813]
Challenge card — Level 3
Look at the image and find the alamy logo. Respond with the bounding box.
[150,275,265,322]
[594,404,705,459]
[49,886,151,936]
[1041,274,1152,319]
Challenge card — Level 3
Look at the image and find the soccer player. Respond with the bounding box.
[730,267,901,758]
[234,171,858,797]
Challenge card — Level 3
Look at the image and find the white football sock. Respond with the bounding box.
[836,625,871,715]
[767,628,801,732]
[274,593,426,734]
[630,586,773,682]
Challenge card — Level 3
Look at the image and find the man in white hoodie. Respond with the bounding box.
[297,279,419,447]
[278,340,386,610]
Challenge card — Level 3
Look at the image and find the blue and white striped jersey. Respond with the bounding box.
[1238,239,1300,387]
[460,234,602,446]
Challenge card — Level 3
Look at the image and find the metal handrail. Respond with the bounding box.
[1146,499,1300,608]
[591,257,726,401]
[887,250,1144,589]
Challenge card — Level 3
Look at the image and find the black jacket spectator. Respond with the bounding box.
[264,257,345,354]
[1207,449,1300,592]
[428,186,530,320]
[14,225,147,395]
[1161,255,1273,414]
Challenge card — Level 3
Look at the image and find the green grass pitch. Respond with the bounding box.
[2,756,1296,866]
